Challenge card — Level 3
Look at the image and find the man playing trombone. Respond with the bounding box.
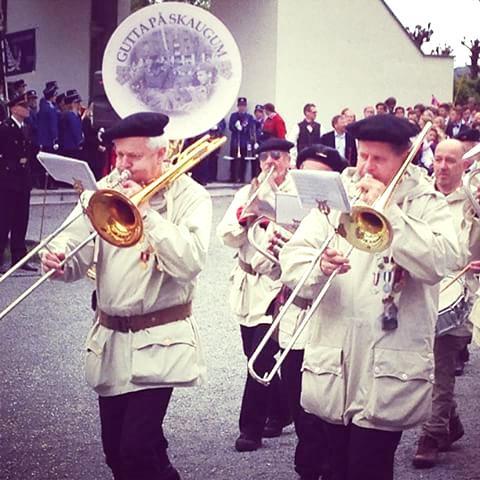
[279,115,459,480]
[250,144,347,480]
[41,112,212,480]
[217,138,295,452]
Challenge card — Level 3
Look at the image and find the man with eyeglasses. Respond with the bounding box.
[0,93,37,273]
[217,138,296,453]
[294,103,322,154]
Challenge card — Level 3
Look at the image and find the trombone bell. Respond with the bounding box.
[86,190,143,248]
[338,206,393,253]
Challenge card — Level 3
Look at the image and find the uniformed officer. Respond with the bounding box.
[228,97,255,183]
[0,93,37,272]
[59,93,84,159]
[217,138,295,452]
[41,112,212,480]
[280,115,459,480]
[37,84,59,153]
[251,144,347,479]
[25,90,42,187]
[412,139,480,468]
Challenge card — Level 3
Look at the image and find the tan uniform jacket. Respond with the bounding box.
[45,172,212,397]
[441,187,480,336]
[216,175,296,327]
[251,223,311,349]
[280,165,459,431]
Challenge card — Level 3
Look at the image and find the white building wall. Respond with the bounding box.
[276,0,453,131]
[7,0,91,101]
[213,0,453,139]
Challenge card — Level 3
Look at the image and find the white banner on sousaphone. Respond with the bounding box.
[102,2,242,139]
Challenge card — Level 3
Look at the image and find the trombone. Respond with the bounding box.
[0,134,226,321]
[247,122,432,386]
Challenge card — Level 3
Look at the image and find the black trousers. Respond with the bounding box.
[0,188,30,263]
[321,421,402,480]
[281,349,327,478]
[250,157,260,179]
[239,324,291,439]
[99,387,174,480]
[230,143,248,183]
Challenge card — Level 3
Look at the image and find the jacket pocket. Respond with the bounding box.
[131,320,199,385]
[364,348,434,429]
[301,345,345,421]
[85,322,113,390]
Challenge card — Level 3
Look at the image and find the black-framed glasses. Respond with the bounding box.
[259,150,282,161]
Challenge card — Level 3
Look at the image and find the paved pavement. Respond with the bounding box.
[1,197,479,480]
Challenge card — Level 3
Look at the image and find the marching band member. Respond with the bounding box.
[279,115,459,480]
[217,138,295,452]
[41,112,212,480]
[413,139,480,468]
[251,144,347,480]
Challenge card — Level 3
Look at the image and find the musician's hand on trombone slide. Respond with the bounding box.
[320,248,351,276]
[41,252,66,278]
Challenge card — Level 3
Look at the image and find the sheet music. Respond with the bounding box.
[37,152,98,191]
[275,192,310,226]
[290,170,351,213]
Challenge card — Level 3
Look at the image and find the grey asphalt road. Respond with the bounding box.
[1,197,479,480]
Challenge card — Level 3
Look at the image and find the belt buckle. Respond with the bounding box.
[118,316,131,333]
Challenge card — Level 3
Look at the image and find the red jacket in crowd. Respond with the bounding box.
[263,113,287,139]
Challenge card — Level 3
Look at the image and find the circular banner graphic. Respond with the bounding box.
[102,2,242,139]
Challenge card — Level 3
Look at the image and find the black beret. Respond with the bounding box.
[456,128,480,142]
[103,112,170,143]
[45,81,57,89]
[296,144,347,172]
[256,138,294,154]
[237,97,247,106]
[13,79,26,88]
[8,93,28,108]
[347,114,419,145]
[26,89,37,98]
[254,104,264,112]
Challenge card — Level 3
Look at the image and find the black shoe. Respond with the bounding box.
[455,357,465,376]
[18,262,38,272]
[162,464,181,480]
[234,433,262,452]
[262,417,293,438]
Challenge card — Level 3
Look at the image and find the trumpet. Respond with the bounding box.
[0,134,226,321]
[247,122,432,386]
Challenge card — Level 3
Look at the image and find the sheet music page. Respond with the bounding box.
[37,152,98,191]
[290,170,351,213]
[275,192,311,226]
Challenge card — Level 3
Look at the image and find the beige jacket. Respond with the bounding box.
[250,223,311,350]
[442,187,480,336]
[280,165,459,431]
[45,172,212,397]
[216,175,296,327]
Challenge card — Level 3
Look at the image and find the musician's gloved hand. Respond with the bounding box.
[235,120,243,131]
[320,247,351,276]
[236,206,255,227]
[41,251,66,278]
